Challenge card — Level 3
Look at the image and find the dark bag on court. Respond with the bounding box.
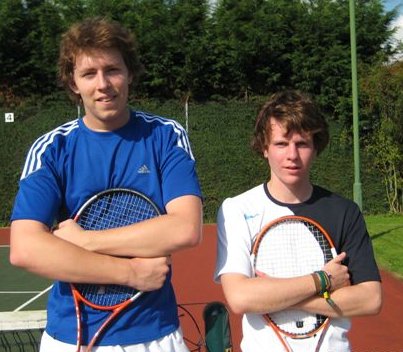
[203,301,233,352]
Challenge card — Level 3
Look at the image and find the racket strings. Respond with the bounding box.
[74,190,160,306]
[254,219,333,335]
[75,284,135,307]
[255,221,325,277]
[77,192,158,230]
[306,223,334,263]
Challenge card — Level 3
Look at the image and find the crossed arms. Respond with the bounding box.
[10,195,202,292]
[219,254,382,318]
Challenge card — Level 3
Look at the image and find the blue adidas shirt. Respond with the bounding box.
[11,110,202,345]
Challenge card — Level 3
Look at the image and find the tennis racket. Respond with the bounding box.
[71,188,161,352]
[251,215,337,352]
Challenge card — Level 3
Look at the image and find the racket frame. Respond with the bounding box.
[74,188,161,221]
[251,215,337,349]
[71,188,161,352]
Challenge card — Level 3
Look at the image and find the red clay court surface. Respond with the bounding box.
[2,225,402,351]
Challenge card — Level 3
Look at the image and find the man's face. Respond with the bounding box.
[264,118,317,190]
[70,48,132,131]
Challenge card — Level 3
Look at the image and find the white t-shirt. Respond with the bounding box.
[214,184,356,352]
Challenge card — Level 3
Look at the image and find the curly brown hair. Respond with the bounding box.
[251,90,329,157]
[58,17,143,103]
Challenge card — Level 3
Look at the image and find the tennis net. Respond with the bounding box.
[0,304,226,351]
[0,310,46,352]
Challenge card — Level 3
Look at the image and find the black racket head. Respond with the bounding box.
[73,188,160,307]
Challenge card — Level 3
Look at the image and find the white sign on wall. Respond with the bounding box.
[5,113,14,123]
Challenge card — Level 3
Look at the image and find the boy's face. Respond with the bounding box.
[263,118,317,190]
[70,48,133,131]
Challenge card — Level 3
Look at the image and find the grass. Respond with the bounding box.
[366,214,403,278]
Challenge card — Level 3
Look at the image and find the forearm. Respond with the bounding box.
[91,214,200,256]
[221,273,318,315]
[82,195,202,257]
[10,220,132,285]
[294,281,383,317]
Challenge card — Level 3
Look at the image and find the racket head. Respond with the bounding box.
[72,188,161,309]
[252,215,336,338]
[74,188,161,231]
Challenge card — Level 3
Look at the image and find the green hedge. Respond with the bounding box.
[0,97,387,226]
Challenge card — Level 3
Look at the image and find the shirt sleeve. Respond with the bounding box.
[160,122,202,205]
[340,203,381,284]
[11,150,62,228]
[214,198,254,282]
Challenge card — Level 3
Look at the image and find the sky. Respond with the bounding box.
[384,0,402,12]
[385,0,403,43]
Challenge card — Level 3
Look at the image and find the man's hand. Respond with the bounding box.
[53,219,89,249]
[323,252,350,291]
[127,257,171,291]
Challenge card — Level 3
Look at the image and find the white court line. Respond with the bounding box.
[13,285,53,312]
[1,244,53,311]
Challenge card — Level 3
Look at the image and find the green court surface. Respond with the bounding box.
[0,246,51,312]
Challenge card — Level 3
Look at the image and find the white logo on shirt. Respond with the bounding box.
[244,213,259,220]
[138,164,150,174]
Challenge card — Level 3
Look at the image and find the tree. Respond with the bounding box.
[0,0,65,102]
[211,0,298,99]
[0,0,33,101]
[289,0,350,111]
[0,0,399,106]
[128,0,176,97]
[169,0,211,100]
[361,61,402,213]
[24,0,64,95]
[51,0,87,24]
[288,0,397,120]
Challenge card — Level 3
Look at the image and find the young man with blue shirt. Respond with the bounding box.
[10,17,202,351]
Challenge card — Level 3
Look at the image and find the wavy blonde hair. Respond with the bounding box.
[58,17,143,103]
